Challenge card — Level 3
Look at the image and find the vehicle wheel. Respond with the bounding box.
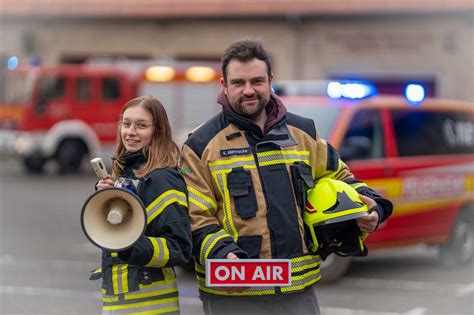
[23,156,46,173]
[439,211,474,266]
[56,140,87,173]
[320,254,352,283]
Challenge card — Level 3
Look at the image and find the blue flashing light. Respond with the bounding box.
[327,80,377,100]
[7,56,19,70]
[405,83,425,104]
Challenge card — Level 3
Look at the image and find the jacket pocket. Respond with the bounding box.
[227,167,258,220]
[290,162,315,211]
[237,235,263,258]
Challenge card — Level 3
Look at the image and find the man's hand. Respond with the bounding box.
[357,194,379,233]
[221,252,249,294]
[226,252,239,260]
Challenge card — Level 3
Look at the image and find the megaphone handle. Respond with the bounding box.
[91,158,109,179]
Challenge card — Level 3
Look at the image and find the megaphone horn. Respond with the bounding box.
[81,187,147,251]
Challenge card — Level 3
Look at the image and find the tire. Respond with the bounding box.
[319,254,352,283]
[439,211,474,266]
[56,140,87,174]
[23,156,46,173]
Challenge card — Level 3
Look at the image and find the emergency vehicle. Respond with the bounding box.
[0,61,221,173]
[278,81,474,281]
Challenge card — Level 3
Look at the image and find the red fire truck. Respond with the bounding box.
[0,62,221,173]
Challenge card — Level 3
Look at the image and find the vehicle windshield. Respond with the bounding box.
[285,102,341,139]
[0,70,34,105]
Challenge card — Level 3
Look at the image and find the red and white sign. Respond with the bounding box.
[206,259,291,287]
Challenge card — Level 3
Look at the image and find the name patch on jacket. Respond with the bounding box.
[220,147,251,157]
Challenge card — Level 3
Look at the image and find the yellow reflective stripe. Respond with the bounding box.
[124,281,178,300]
[146,190,187,223]
[111,265,119,293]
[102,296,179,311]
[112,264,129,294]
[220,173,238,239]
[162,267,174,281]
[209,155,255,167]
[208,172,238,239]
[281,272,320,293]
[188,186,218,213]
[257,150,310,166]
[200,230,229,266]
[102,293,119,303]
[145,237,170,268]
[290,256,320,273]
[209,156,257,240]
[351,182,368,190]
[122,265,128,293]
[195,273,275,296]
[209,158,256,173]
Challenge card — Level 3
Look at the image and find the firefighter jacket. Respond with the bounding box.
[180,92,392,297]
[91,151,192,313]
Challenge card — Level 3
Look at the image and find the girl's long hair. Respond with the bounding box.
[112,96,180,178]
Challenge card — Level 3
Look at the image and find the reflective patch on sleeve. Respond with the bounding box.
[146,190,187,223]
[146,237,170,268]
[188,186,218,215]
[199,229,230,266]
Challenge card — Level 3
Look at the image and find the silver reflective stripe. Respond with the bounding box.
[147,191,187,222]
[188,188,217,214]
[117,265,124,294]
[201,230,227,263]
[209,159,255,173]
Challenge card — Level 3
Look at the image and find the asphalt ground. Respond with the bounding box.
[0,158,472,314]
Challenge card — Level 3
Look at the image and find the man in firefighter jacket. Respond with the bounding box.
[180,39,393,315]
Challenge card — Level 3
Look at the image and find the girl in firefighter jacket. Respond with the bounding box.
[94,96,192,315]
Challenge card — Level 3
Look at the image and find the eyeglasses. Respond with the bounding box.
[120,121,154,131]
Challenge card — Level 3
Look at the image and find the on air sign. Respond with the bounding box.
[206,259,291,287]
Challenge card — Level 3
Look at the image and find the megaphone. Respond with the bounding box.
[81,187,147,251]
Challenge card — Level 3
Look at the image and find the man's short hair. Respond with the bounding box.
[221,39,272,82]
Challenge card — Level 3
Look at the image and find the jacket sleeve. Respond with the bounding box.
[312,127,393,224]
[180,144,247,266]
[120,168,193,268]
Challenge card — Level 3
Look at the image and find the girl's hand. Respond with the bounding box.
[96,176,115,190]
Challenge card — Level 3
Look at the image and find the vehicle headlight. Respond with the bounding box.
[14,134,40,155]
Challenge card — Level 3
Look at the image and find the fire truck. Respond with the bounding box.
[0,61,221,173]
[277,81,474,281]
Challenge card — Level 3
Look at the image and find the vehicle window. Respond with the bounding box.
[340,109,383,161]
[285,104,341,139]
[101,77,120,101]
[36,76,65,115]
[76,77,92,102]
[391,109,474,156]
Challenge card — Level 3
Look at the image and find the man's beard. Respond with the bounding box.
[233,95,267,120]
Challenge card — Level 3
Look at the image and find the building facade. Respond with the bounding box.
[1,1,473,101]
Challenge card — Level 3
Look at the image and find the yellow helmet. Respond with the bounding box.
[304,178,369,258]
